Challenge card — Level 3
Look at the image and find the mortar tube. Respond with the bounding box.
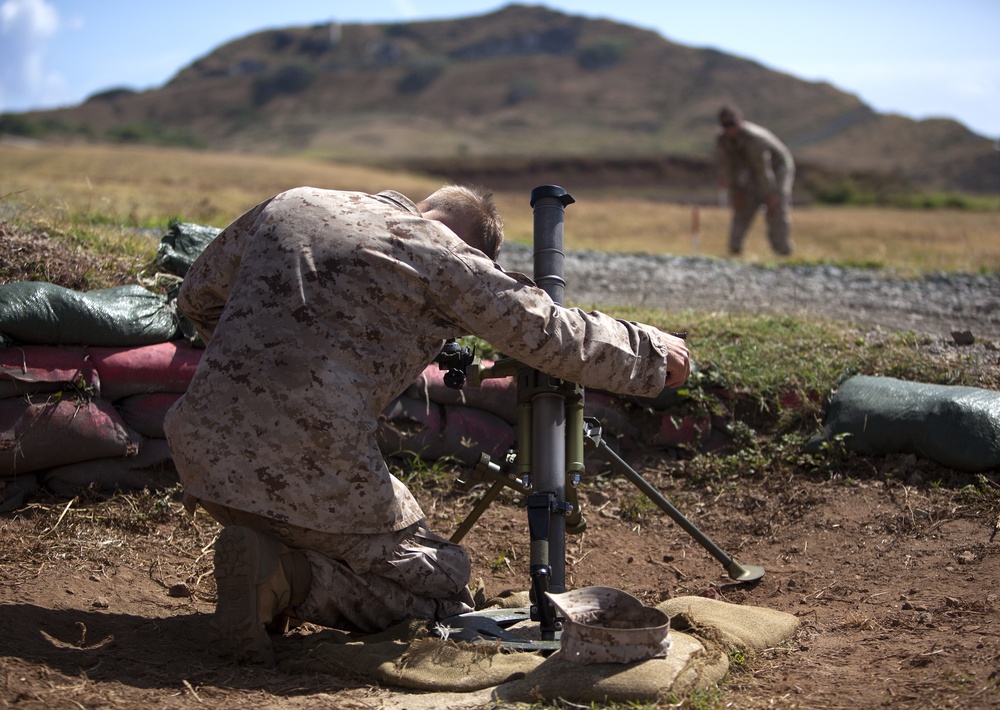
[528,185,575,593]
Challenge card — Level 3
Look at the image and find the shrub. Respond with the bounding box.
[397,58,448,94]
[507,77,540,105]
[252,64,317,106]
[576,37,631,70]
[0,113,41,138]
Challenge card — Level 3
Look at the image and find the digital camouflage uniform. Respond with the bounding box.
[716,120,795,255]
[164,187,673,633]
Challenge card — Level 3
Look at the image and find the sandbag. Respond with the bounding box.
[89,342,201,402]
[410,366,656,447]
[43,439,176,497]
[116,393,182,438]
[811,375,1000,472]
[0,474,38,512]
[379,396,515,465]
[0,396,142,475]
[0,345,99,399]
[407,362,519,424]
[278,593,797,704]
[496,632,727,704]
[498,595,798,704]
[154,221,221,277]
[281,635,544,692]
[0,282,178,346]
[658,596,800,653]
[653,412,712,448]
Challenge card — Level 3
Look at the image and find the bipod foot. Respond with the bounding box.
[725,560,765,583]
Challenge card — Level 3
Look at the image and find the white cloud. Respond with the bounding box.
[0,0,61,111]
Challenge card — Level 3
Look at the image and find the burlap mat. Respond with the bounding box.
[278,619,544,691]
[658,595,801,652]
[495,629,726,704]
[278,594,799,703]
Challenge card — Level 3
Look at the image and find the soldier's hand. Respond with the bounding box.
[663,333,691,389]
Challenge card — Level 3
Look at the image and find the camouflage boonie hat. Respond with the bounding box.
[546,586,672,664]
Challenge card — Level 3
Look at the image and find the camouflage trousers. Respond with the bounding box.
[197,499,475,633]
[728,166,794,256]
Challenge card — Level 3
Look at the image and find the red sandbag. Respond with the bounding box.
[406,362,519,424]
[0,396,141,475]
[379,396,515,465]
[584,391,641,444]
[116,393,182,439]
[652,413,712,448]
[89,341,202,401]
[1,473,38,512]
[411,365,658,444]
[43,439,176,497]
[0,345,99,399]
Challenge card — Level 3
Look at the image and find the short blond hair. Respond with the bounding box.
[419,184,504,259]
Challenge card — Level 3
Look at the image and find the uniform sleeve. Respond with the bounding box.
[747,126,793,196]
[745,136,777,195]
[177,199,272,343]
[426,242,671,398]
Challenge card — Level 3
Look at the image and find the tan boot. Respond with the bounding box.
[209,525,311,666]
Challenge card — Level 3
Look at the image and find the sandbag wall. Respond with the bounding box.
[0,342,198,510]
[0,222,727,510]
[0,342,724,511]
[387,365,726,467]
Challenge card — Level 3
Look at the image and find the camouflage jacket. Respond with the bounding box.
[164,187,672,534]
[716,120,794,195]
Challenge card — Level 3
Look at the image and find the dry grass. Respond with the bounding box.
[0,143,444,227]
[2,142,998,274]
[498,195,1000,274]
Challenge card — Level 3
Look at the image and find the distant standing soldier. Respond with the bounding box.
[715,105,795,256]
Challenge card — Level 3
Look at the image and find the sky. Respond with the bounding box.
[1,0,998,138]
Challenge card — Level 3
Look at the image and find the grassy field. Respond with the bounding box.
[3,142,998,275]
[2,143,999,710]
[3,140,997,404]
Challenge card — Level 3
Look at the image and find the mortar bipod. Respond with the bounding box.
[582,417,765,583]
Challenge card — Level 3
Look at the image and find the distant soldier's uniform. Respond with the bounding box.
[164,187,675,659]
[716,120,795,255]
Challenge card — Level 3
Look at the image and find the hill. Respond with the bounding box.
[7,4,997,196]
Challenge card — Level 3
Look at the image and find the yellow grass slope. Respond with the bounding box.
[2,143,998,274]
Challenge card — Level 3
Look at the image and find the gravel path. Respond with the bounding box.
[499,245,1000,342]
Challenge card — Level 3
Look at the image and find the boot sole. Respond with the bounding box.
[210,526,275,666]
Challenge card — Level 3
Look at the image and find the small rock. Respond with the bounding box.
[92,597,110,609]
[951,330,975,345]
[586,490,610,506]
[168,582,193,598]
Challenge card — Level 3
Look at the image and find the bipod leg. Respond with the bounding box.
[584,420,765,583]
[451,453,526,544]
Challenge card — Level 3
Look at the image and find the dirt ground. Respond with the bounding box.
[2,455,998,709]
[1,225,999,708]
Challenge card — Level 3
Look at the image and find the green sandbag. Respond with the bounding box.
[154,220,220,277]
[811,375,1000,472]
[0,282,178,346]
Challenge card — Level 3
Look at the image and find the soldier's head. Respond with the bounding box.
[718,105,744,135]
[418,185,505,260]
